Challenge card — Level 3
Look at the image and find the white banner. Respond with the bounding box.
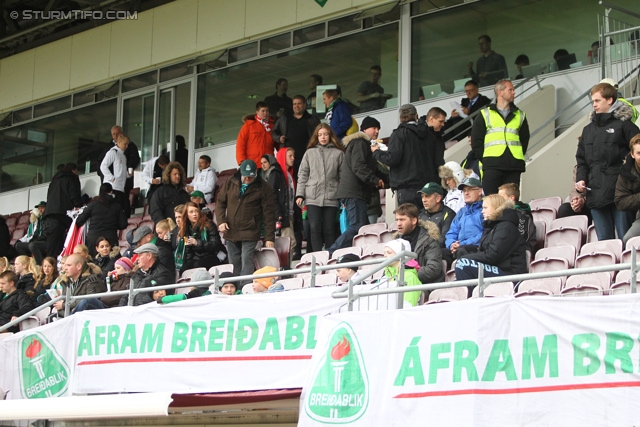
[299,294,640,426]
[0,287,344,399]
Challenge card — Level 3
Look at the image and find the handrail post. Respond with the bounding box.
[478,262,484,297]
[396,253,406,310]
[213,268,219,292]
[128,277,135,306]
[310,256,317,288]
[632,247,637,294]
[64,284,71,317]
[347,278,354,312]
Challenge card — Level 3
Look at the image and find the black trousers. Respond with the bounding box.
[481,170,521,196]
[306,205,338,252]
[45,215,72,259]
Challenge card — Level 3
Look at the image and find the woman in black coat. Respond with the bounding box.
[93,236,122,280]
[455,195,527,282]
[178,202,227,274]
[76,183,127,256]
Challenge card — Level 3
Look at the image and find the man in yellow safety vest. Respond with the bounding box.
[470,79,530,195]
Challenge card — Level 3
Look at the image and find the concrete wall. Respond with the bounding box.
[0,0,393,112]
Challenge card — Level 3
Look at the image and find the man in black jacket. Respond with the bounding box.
[330,116,385,255]
[119,243,175,306]
[42,162,83,259]
[272,95,320,179]
[372,104,436,210]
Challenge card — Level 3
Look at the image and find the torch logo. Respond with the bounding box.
[304,322,369,424]
[18,333,69,399]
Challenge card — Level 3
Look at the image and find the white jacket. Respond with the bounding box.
[142,156,159,185]
[100,146,127,192]
[192,166,217,203]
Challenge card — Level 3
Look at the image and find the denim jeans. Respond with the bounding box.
[590,204,634,241]
[72,298,106,313]
[329,198,368,255]
[226,240,258,285]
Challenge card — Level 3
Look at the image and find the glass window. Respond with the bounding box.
[122,70,158,93]
[228,42,258,64]
[73,88,97,107]
[328,15,361,37]
[13,107,33,124]
[0,100,117,193]
[293,23,325,46]
[195,23,399,147]
[260,33,291,55]
[34,96,71,118]
[159,61,194,83]
[410,0,620,101]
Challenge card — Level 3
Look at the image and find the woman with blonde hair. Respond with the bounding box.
[455,194,527,287]
[0,257,11,273]
[296,123,344,252]
[14,255,40,303]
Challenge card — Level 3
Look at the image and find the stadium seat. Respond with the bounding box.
[358,223,387,235]
[127,216,143,226]
[279,277,304,290]
[120,224,136,241]
[297,251,330,267]
[574,252,616,279]
[471,282,514,297]
[328,246,363,265]
[17,214,30,227]
[515,277,563,297]
[530,196,562,212]
[545,226,582,251]
[274,236,291,268]
[180,267,207,281]
[580,239,622,262]
[427,287,468,304]
[254,247,280,269]
[378,230,395,243]
[362,243,386,259]
[388,221,398,232]
[19,317,40,331]
[311,273,338,287]
[10,228,25,245]
[353,233,380,248]
[534,220,546,254]
[610,269,640,295]
[139,220,155,230]
[528,258,569,286]
[561,272,612,296]
[5,217,17,228]
[530,206,556,227]
[534,245,576,267]
[550,215,589,241]
[209,264,234,276]
[587,224,598,243]
[445,268,456,282]
[621,236,640,264]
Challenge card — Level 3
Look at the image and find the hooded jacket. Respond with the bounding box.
[336,131,382,201]
[93,246,122,281]
[236,114,276,166]
[471,102,530,172]
[76,196,127,247]
[445,201,484,249]
[149,164,191,224]
[0,289,33,333]
[296,143,344,207]
[215,170,276,242]
[419,203,456,247]
[60,264,107,315]
[327,98,352,139]
[43,170,83,219]
[577,101,640,209]
[459,205,528,275]
[615,153,640,212]
[373,121,438,190]
[261,154,290,226]
[396,220,445,284]
[514,201,537,254]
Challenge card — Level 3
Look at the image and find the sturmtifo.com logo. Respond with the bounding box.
[304,322,369,423]
[18,332,69,399]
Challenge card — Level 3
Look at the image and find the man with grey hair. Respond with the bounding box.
[372,104,436,210]
[119,243,175,306]
[470,79,529,196]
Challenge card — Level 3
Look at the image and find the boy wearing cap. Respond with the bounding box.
[336,253,362,284]
[330,116,386,255]
[444,177,484,259]
[215,160,276,283]
[418,182,457,267]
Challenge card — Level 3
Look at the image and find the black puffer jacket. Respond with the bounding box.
[184,221,228,266]
[150,183,190,224]
[419,203,456,247]
[576,101,640,209]
[460,205,527,274]
[336,131,382,202]
[373,121,437,190]
[0,289,33,333]
[93,246,122,280]
[76,197,127,248]
[397,220,445,284]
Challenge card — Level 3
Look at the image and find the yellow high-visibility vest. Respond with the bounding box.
[480,108,525,160]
